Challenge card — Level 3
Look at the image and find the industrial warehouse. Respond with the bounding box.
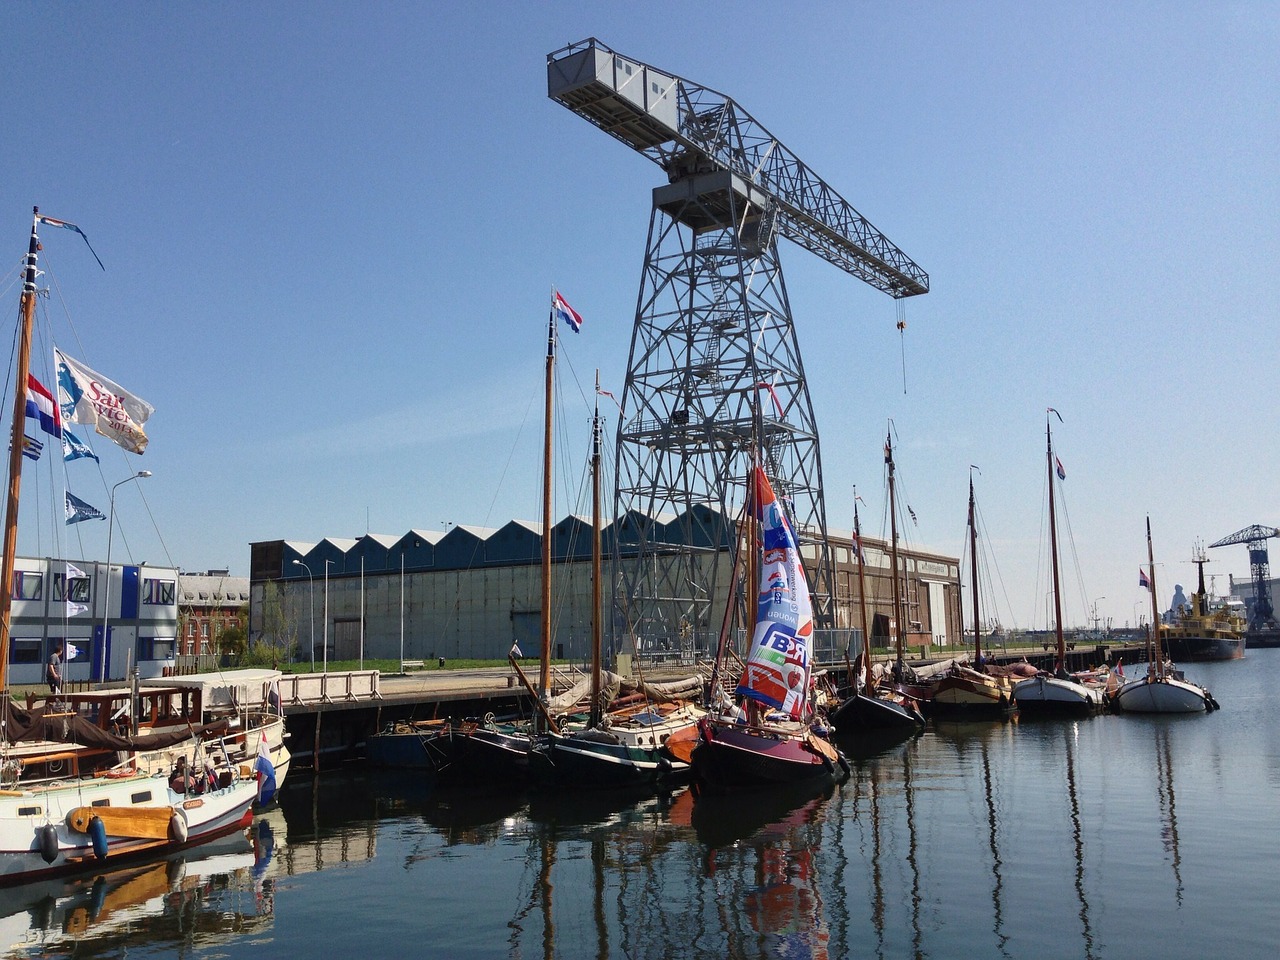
[248,510,961,668]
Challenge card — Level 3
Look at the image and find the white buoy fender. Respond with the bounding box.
[37,824,59,864]
[168,810,188,843]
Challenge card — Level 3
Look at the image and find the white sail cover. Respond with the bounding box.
[736,467,814,720]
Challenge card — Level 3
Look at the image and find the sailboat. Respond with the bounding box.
[1112,517,1218,714]
[378,292,580,781]
[0,211,261,884]
[689,463,847,789]
[828,452,924,732]
[532,378,703,787]
[1011,410,1106,716]
[930,472,1016,717]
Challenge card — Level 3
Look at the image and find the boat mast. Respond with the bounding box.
[1046,413,1067,674]
[540,302,555,707]
[1146,516,1164,681]
[589,372,603,728]
[969,472,981,665]
[0,210,42,692]
[886,429,905,669]
[854,494,873,693]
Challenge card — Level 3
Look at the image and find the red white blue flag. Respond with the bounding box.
[25,374,62,439]
[736,467,815,720]
[1055,456,1066,481]
[552,291,583,333]
[1139,567,1151,590]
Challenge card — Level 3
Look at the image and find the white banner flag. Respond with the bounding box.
[55,348,154,454]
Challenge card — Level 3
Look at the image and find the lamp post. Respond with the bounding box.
[1091,596,1106,637]
[322,559,333,673]
[292,559,315,670]
[101,471,151,682]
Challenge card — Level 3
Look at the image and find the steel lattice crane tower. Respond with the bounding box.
[1209,524,1280,633]
[547,39,928,654]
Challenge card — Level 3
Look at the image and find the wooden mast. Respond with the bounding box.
[854,494,873,694]
[886,429,905,669]
[1146,516,1164,681]
[969,473,981,665]
[589,372,603,728]
[0,211,42,692]
[1047,412,1067,675]
[539,302,555,706]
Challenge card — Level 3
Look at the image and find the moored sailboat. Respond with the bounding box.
[690,463,847,789]
[0,211,260,885]
[1113,518,1218,714]
[828,445,924,733]
[533,378,703,787]
[930,472,1015,718]
[1012,410,1105,716]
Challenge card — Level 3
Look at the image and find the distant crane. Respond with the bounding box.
[1209,524,1280,635]
[547,39,928,653]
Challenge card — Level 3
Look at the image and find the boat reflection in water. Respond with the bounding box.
[0,824,272,957]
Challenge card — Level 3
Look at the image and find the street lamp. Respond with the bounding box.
[322,559,334,673]
[292,559,315,670]
[101,471,151,681]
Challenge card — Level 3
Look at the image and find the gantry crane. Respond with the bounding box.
[1209,524,1280,635]
[548,39,928,654]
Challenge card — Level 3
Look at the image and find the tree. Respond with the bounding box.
[257,582,298,667]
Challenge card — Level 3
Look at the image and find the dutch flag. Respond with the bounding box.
[552,290,583,333]
[254,740,277,806]
[25,374,61,439]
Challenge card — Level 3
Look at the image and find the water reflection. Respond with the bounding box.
[1155,725,1183,906]
[0,826,270,957]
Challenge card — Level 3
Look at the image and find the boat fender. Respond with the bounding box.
[88,816,108,861]
[37,824,59,864]
[168,810,189,843]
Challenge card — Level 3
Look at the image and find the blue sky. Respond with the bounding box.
[3,2,1277,631]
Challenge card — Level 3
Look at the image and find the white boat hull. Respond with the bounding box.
[1113,676,1211,714]
[1013,675,1104,714]
[0,773,256,885]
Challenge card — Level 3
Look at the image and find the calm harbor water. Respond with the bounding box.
[5,651,1279,959]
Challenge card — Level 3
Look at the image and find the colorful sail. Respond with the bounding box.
[736,466,814,719]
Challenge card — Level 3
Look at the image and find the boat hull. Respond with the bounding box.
[0,774,256,886]
[1113,676,1212,713]
[1012,675,1105,716]
[533,707,701,787]
[690,719,843,790]
[929,670,1015,718]
[1162,633,1245,662]
[425,722,537,781]
[830,692,924,732]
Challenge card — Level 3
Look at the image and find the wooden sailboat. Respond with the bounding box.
[828,460,923,732]
[394,294,573,781]
[689,462,847,789]
[0,211,259,885]
[1112,517,1218,713]
[930,472,1015,717]
[533,378,703,786]
[1012,410,1106,716]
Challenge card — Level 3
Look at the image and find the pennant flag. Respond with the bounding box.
[21,435,42,461]
[908,506,919,526]
[55,349,154,454]
[61,427,99,463]
[1055,456,1066,481]
[851,530,865,564]
[552,290,583,333]
[254,739,278,805]
[26,375,62,438]
[65,491,105,524]
[736,466,815,721]
[36,214,105,270]
[1139,568,1151,590]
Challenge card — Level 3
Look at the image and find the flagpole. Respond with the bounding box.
[539,292,555,710]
